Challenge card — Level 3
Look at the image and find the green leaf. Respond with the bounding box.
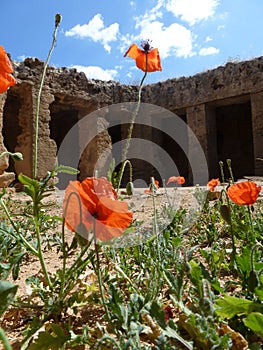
[18,173,39,188]
[0,281,18,317]
[255,287,263,301]
[163,326,193,350]
[149,300,166,329]
[188,260,203,288]
[54,165,79,175]
[215,295,252,319]
[243,312,263,337]
[28,323,70,350]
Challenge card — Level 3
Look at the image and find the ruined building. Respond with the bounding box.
[0,56,263,188]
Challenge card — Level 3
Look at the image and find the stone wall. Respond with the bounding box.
[0,56,263,187]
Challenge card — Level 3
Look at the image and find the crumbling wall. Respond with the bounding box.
[0,56,263,187]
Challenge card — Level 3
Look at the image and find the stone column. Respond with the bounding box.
[78,108,112,181]
[186,104,210,185]
[205,105,219,177]
[251,91,263,175]
[15,83,57,179]
[0,93,15,187]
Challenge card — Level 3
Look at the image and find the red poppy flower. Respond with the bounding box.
[0,46,16,93]
[144,179,159,193]
[124,40,162,72]
[207,178,220,191]
[63,177,133,241]
[164,305,174,321]
[227,181,261,206]
[167,176,185,185]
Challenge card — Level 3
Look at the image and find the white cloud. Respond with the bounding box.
[199,46,219,56]
[73,65,118,81]
[146,22,193,58]
[205,36,212,42]
[125,1,195,60]
[17,54,26,61]
[65,14,119,53]
[166,0,220,26]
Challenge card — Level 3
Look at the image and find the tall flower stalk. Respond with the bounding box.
[33,14,62,179]
[116,64,147,192]
[116,40,162,192]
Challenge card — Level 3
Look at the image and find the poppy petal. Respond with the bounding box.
[227,181,261,205]
[124,43,143,59]
[207,178,220,191]
[0,46,16,93]
[63,180,93,235]
[63,177,133,242]
[95,197,133,241]
[167,176,185,185]
[124,43,162,72]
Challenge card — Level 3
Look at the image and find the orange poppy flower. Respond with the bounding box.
[227,181,261,206]
[63,177,133,241]
[207,178,220,191]
[144,179,160,193]
[0,46,16,93]
[167,176,185,185]
[124,40,162,72]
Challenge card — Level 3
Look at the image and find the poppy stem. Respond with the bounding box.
[226,159,235,184]
[225,192,237,269]
[61,190,83,298]
[0,197,38,256]
[33,14,61,179]
[219,161,225,183]
[116,54,148,192]
[247,204,255,244]
[93,219,112,324]
[0,327,12,350]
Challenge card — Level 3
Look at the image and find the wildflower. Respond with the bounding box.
[167,176,185,185]
[164,305,174,321]
[144,179,160,194]
[207,178,220,191]
[124,39,162,72]
[63,177,133,241]
[227,181,261,206]
[0,46,16,93]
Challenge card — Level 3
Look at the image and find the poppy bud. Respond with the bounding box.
[75,223,89,246]
[55,13,62,27]
[220,204,231,224]
[247,270,259,292]
[126,181,134,196]
[11,152,23,161]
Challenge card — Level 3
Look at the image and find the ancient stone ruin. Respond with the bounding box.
[0,56,263,188]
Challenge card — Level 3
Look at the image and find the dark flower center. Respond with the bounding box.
[141,39,152,53]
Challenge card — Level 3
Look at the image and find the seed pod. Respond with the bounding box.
[126,181,134,196]
[247,270,259,292]
[75,223,89,246]
[55,13,62,26]
[220,204,231,224]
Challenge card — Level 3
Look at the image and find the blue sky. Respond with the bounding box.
[1,0,263,84]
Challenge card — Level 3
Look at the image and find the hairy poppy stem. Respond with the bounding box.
[34,216,53,288]
[116,54,148,192]
[0,198,38,256]
[225,192,237,269]
[94,220,112,324]
[0,327,12,350]
[61,190,83,298]
[33,14,61,179]
[247,204,255,244]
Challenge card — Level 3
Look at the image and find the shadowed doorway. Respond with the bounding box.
[216,101,254,180]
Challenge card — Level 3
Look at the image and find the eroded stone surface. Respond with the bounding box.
[0,56,263,188]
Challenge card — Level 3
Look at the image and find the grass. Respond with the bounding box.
[0,181,262,349]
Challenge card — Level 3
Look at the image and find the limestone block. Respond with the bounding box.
[0,171,15,188]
